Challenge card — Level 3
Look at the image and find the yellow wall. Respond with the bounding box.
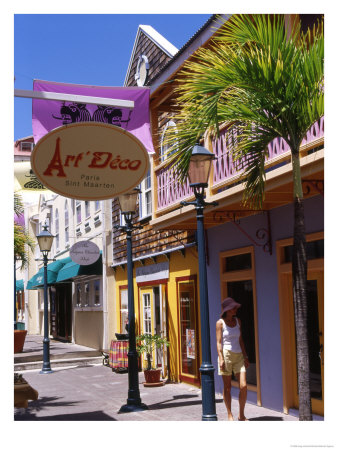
[74,311,104,349]
[114,248,199,383]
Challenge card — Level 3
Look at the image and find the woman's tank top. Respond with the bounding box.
[221,318,242,353]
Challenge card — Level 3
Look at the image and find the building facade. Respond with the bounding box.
[142,14,324,416]
[17,14,324,418]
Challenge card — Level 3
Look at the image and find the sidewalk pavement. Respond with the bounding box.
[14,335,298,422]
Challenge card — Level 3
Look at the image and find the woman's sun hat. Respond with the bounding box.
[221,297,241,315]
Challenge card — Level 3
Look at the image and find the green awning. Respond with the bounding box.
[56,254,102,282]
[16,279,24,291]
[27,256,72,289]
[26,274,38,290]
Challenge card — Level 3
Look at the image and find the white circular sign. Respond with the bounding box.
[30,122,150,200]
[70,241,101,265]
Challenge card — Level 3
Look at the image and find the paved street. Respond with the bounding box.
[14,335,298,422]
[15,363,301,422]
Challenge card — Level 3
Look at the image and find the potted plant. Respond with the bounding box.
[136,333,170,384]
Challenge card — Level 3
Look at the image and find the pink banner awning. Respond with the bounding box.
[32,80,154,154]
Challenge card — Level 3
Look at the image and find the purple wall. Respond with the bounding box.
[206,194,324,412]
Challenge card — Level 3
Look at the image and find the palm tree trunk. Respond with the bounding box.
[291,150,312,421]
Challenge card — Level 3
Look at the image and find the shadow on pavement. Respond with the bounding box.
[14,395,83,415]
[142,393,202,411]
[249,416,284,421]
[14,410,116,421]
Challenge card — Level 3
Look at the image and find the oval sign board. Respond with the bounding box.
[70,241,101,265]
[30,122,150,200]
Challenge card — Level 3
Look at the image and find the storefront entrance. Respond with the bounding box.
[176,275,200,386]
[50,284,72,341]
[286,271,324,416]
[277,232,324,416]
[139,284,168,376]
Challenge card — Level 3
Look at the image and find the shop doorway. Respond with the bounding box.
[50,284,72,341]
[286,271,324,415]
[176,276,200,386]
[219,246,261,404]
[139,284,168,376]
[277,232,324,416]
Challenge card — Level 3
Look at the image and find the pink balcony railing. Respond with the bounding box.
[155,117,324,212]
[156,166,193,211]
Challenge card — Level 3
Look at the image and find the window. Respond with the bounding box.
[20,141,34,152]
[160,120,177,163]
[84,283,90,307]
[55,209,60,250]
[143,293,152,335]
[85,201,90,218]
[95,201,101,211]
[120,288,128,333]
[75,279,102,309]
[76,285,81,307]
[76,200,82,224]
[283,239,324,263]
[139,170,152,219]
[94,280,101,306]
[65,201,69,245]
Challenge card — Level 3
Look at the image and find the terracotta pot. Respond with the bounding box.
[14,378,38,408]
[14,330,27,353]
[144,368,161,384]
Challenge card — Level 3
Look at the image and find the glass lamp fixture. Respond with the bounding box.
[187,144,215,187]
[36,222,54,253]
[118,188,141,214]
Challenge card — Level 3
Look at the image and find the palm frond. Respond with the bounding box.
[162,13,323,207]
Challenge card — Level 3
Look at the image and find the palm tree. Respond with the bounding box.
[14,192,35,268]
[164,14,324,420]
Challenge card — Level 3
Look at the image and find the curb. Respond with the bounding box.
[14,356,104,372]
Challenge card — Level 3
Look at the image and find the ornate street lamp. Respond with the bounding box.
[36,221,54,374]
[181,143,218,421]
[116,188,148,412]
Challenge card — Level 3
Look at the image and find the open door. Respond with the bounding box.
[288,271,324,416]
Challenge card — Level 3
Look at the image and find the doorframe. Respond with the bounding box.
[276,231,324,415]
[137,280,169,371]
[176,275,201,387]
[219,245,261,405]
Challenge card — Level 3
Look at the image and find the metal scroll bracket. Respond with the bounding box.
[213,209,272,255]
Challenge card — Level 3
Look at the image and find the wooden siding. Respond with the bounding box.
[125,31,172,87]
[112,198,196,265]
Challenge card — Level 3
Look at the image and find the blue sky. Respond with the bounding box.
[14,14,211,140]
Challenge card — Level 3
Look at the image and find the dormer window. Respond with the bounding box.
[20,141,34,152]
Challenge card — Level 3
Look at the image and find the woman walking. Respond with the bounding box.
[216,297,250,421]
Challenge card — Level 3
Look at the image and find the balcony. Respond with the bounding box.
[154,117,324,217]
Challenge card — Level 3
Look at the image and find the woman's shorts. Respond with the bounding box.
[218,349,246,376]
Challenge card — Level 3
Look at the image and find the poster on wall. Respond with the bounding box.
[186,329,195,359]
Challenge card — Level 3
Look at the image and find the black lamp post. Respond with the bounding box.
[116,188,147,412]
[36,221,54,374]
[181,144,218,421]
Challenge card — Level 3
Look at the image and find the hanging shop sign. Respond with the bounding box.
[70,241,101,265]
[30,122,150,200]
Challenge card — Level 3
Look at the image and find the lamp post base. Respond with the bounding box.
[118,402,148,413]
[40,367,53,374]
